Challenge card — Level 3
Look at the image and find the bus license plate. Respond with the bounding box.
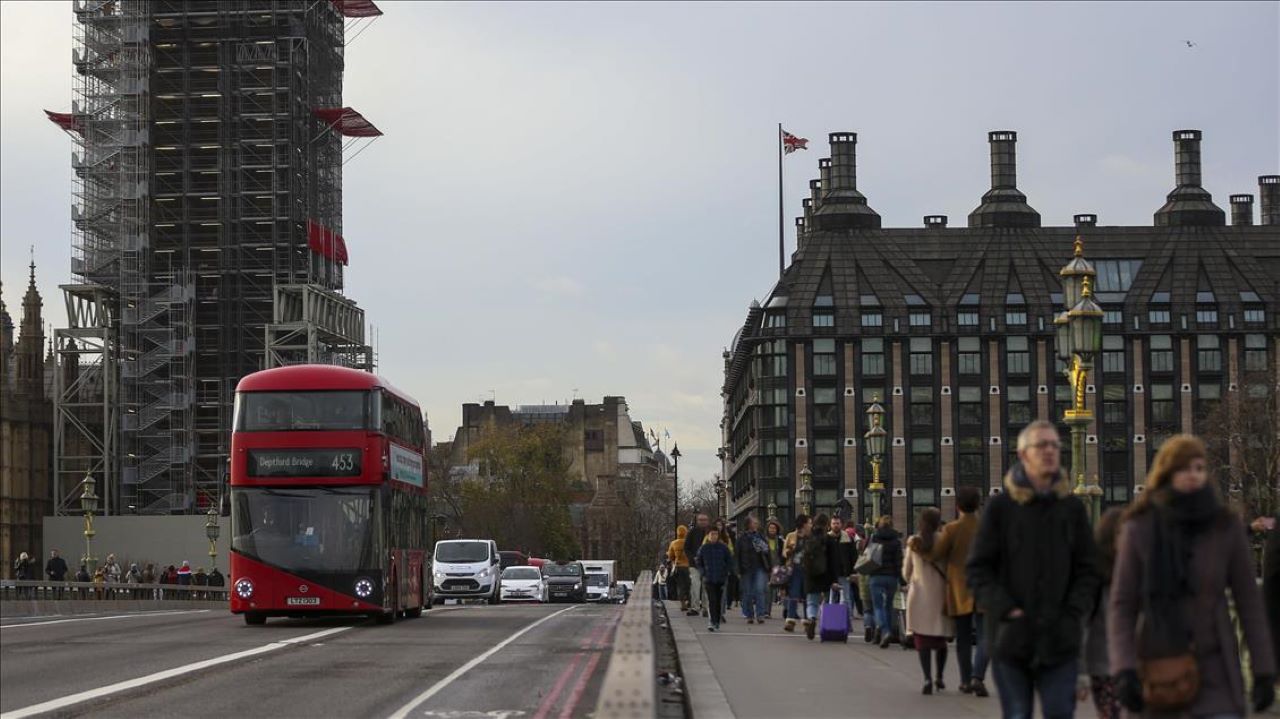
[286,597,320,606]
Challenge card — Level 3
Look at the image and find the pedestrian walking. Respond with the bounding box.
[177,560,192,588]
[967,420,1100,719]
[765,520,785,617]
[800,513,838,641]
[92,566,106,599]
[164,564,178,584]
[194,566,208,599]
[125,563,142,598]
[207,567,225,589]
[683,514,710,617]
[867,515,905,648]
[75,564,90,583]
[929,486,988,697]
[1254,511,1280,682]
[782,514,811,633]
[654,562,670,601]
[905,507,954,695]
[1109,434,1275,718]
[829,516,857,624]
[13,551,34,580]
[102,553,122,584]
[45,549,68,581]
[695,527,733,632]
[723,524,740,614]
[1081,507,1123,719]
[667,525,691,610]
[735,516,772,624]
[845,522,867,618]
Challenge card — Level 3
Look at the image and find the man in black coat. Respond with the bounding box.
[967,420,1099,719]
[45,549,68,581]
[683,513,710,617]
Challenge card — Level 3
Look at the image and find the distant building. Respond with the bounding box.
[0,266,53,576]
[721,129,1279,531]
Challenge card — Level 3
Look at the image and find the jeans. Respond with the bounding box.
[785,567,806,620]
[705,581,724,627]
[992,658,1077,719]
[805,590,826,621]
[973,613,989,681]
[836,577,855,620]
[955,613,976,684]
[868,575,898,637]
[688,567,705,612]
[741,569,767,619]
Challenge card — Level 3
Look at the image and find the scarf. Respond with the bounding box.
[1141,484,1220,654]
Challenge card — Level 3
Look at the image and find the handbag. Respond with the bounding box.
[768,563,792,588]
[1136,513,1200,713]
[854,541,884,575]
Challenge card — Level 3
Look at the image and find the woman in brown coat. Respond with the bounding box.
[930,486,986,696]
[905,507,954,695]
[1109,434,1275,718]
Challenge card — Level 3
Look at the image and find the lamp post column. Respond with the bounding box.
[80,473,99,574]
[1059,238,1105,524]
[671,444,682,531]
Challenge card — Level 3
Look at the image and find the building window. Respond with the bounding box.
[758,339,788,378]
[861,338,885,377]
[1103,385,1126,425]
[813,386,838,429]
[764,311,786,328]
[958,386,983,427]
[1006,309,1027,326]
[909,337,932,375]
[1197,383,1221,420]
[813,338,837,377]
[910,312,932,328]
[1196,308,1218,327]
[957,336,981,376]
[1007,386,1032,426]
[585,430,605,452]
[1245,334,1268,372]
[1102,335,1125,374]
[1149,335,1173,374]
[813,312,834,328]
[760,388,789,429]
[813,438,839,478]
[861,312,882,328]
[1104,309,1123,325]
[910,437,935,480]
[1053,384,1072,421]
[957,310,979,327]
[1149,308,1171,325]
[910,386,933,427]
[1007,337,1030,376]
[1196,335,1221,373]
[1150,384,1176,425]
[1244,307,1266,324]
[1094,260,1143,292]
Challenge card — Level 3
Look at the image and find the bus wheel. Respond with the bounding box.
[376,609,395,625]
[405,606,423,619]
[244,613,266,626]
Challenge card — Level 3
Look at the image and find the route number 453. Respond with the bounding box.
[331,453,355,471]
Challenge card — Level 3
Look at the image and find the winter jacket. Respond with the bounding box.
[928,511,979,616]
[103,561,122,583]
[735,531,772,576]
[966,465,1099,670]
[1109,501,1275,717]
[683,525,709,562]
[802,533,838,594]
[830,530,856,578]
[13,557,33,580]
[45,556,68,581]
[75,567,90,583]
[207,570,225,588]
[666,526,690,568]
[177,566,192,586]
[766,535,784,568]
[904,538,954,639]
[695,541,733,585]
[868,526,904,579]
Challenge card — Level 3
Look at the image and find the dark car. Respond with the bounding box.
[540,560,586,603]
[499,551,528,570]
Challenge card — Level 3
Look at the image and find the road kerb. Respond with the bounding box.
[666,601,735,719]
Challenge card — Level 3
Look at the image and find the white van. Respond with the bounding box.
[432,539,501,604]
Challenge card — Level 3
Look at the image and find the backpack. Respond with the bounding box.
[802,537,828,577]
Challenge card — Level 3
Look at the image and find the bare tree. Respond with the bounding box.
[1201,376,1279,519]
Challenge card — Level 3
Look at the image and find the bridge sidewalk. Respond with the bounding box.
[666,599,1097,719]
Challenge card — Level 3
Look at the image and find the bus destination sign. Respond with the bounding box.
[247,448,362,478]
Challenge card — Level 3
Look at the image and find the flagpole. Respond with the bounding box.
[777,123,784,278]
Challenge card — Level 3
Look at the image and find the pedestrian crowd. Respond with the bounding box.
[656,421,1279,719]
[8,550,225,600]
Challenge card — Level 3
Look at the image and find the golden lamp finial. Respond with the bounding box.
[1082,275,1093,298]
[1073,236,1084,257]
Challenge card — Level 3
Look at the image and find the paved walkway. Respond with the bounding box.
[666,599,1100,719]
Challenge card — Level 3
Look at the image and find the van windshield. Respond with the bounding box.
[542,563,582,577]
[435,541,490,563]
[586,574,609,587]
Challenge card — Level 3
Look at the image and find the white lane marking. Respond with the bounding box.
[0,610,211,629]
[386,606,579,719]
[0,625,351,719]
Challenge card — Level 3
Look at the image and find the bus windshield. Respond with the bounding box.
[237,391,369,432]
[232,487,379,572]
[435,541,490,564]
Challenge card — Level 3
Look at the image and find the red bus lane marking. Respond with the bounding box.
[532,610,613,719]
[556,613,620,719]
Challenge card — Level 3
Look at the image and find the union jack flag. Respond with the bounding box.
[782,129,808,154]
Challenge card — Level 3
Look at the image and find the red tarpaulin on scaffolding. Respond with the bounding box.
[312,107,383,138]
[45,110,85,136]
[330,0,383,18]
[307,220,349,265]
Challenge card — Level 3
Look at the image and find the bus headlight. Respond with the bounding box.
[354,577,374,599]
[235,578,254,599]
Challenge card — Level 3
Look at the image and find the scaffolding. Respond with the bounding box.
[52,0,381,516]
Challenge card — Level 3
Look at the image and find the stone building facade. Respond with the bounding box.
[0,266,54,577]
[722,129,1279,532]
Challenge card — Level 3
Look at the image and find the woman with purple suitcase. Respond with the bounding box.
[800,514,840,640]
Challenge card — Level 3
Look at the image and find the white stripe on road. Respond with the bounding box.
[0,609,211,629]
[0,625,351,719]
[386,606,580,719]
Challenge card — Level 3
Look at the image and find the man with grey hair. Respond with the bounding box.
[967,419,1099,719]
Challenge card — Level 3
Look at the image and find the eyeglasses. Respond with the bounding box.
[1029,440,1062,451]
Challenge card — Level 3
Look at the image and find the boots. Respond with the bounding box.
[804,619,816,640]
[784,617,796,632]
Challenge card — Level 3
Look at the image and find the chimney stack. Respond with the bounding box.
[1260,175,1280,225]
[795,216,807,250]
[1154,129,1224,226]
[1229,194,1254,226]
[968,130,1040,228]
[810,132,880,230]
[802,197,813,230]
[809,179,823,207]
[1074,214,1097,228]
[924,215,947,229]
[818,158,832,199]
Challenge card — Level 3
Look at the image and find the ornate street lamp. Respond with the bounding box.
[863,396,888,537]
[713,475,726,520]
[796,465,814,518]
[205,505,221,568]
[79,473,99,574]
[766,501,778,525]
[670,444,682,531]
[1059,237,1105,523]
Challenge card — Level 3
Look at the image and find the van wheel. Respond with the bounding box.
[244,613,266,626]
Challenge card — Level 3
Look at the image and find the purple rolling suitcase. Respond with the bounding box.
[819,589,850,642]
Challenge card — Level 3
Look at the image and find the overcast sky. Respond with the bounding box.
[2,1,1277,489]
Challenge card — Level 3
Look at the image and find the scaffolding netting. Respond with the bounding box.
[330,0,384,19]
[308,219,350,265]
[44,110,84,136]
[313,107,384,137]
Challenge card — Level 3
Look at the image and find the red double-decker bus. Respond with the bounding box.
[229,365,429,625]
